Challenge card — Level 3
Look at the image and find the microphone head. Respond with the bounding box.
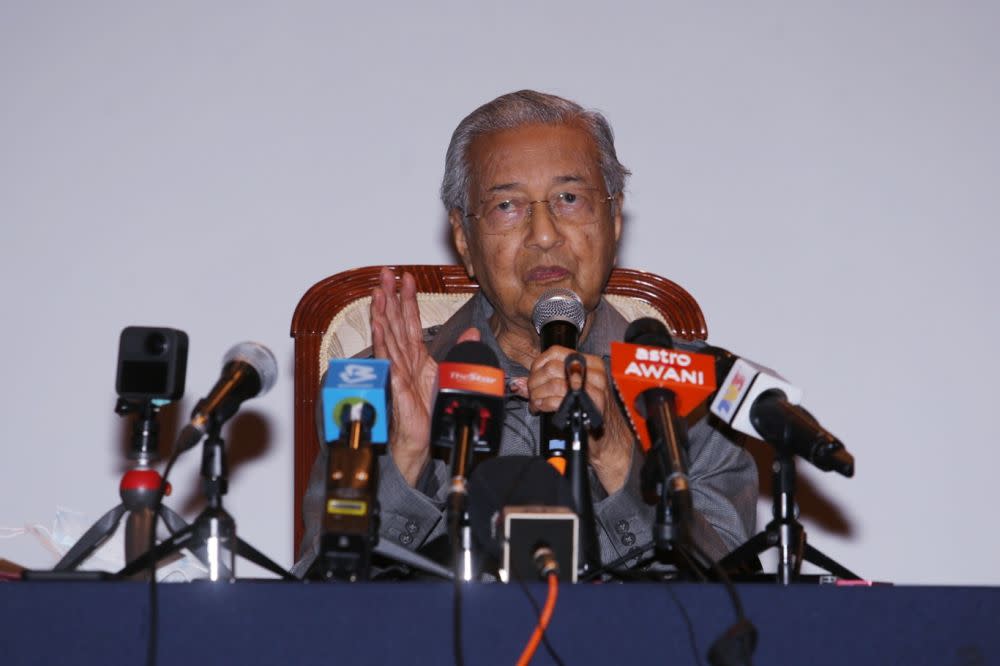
[224,342,279,395]
[624,317,673,348]
[443,339,500,366]
[532,288,585,335]
[431,340,505,452]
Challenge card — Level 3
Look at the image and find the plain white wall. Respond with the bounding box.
[1,2,997,584]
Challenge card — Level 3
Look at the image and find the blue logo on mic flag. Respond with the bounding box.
[322,359,390,444]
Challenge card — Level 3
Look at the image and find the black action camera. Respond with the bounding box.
[115,326,189,402]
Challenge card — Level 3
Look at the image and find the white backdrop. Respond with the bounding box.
[2,2,997,584]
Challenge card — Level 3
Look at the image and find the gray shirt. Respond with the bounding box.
[295,292,757,575]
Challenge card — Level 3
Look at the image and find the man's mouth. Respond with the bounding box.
[526,265,570,283]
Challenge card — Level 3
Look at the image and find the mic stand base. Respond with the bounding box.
[719,452,859,584]
[116,509,294,581]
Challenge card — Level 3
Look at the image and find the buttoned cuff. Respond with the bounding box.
[377,452,444,551]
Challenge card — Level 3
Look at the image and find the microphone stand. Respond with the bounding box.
[550,354,601,578]
[447,407,478,583]
[719,448,860,584]
[640,392,710,580]
[308,412,380,582]
[54,398,202,578]
[117,420,294,581]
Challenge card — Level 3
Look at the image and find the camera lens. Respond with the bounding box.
[144,332,167,356]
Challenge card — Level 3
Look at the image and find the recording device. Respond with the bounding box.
[53,326,193,578]
[709,358,854,476]
[467,456,577,583]
[313,359,390,581]
[176,342,278,452]
[116,326,189,402]
[431,341,505,581]
[532,288,586,462]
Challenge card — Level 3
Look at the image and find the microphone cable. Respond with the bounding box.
[580,539,756,665]
[143,442,185,666]
[516,571,559,666]
[512,553,566,666]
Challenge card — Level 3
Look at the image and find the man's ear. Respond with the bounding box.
[611,192,624,264]
[612,192,624,244]
[449,210,475,278]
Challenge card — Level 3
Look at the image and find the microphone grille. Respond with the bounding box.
[532,288,585,335]
[223,342,279,395]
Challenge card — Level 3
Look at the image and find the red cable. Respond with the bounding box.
[516,573,559,666]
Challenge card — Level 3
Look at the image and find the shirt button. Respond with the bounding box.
[615,520,629,534]
[405,521,418,534]
[621,532,636,546]
[399,533,414,546]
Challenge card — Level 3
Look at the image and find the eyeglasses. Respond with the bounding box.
[465,186,613,235]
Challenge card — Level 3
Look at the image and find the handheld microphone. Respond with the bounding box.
[431,341,505,581]
[532,289,585,464]
[177,342,278,452]
[709,359,854,476]
[312,359,390,581]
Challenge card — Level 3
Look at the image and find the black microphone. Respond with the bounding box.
[431,340,505,581]
[177,342,278,452]
[706,347,855,477]
[622,318,695,547]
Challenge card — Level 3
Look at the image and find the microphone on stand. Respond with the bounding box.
[431,340,505,581]
[709,357,854,476]
[311,358,390,581]
[610,318,718,549]
[176,342,278,452]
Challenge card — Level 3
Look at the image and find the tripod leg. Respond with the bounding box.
[718,529,773,574]
[54,504,128,571]
[117,524,198,578]
[156,505,212,571]
[232,537,295,580]
[802,543,862,580]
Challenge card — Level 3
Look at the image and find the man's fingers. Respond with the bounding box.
[399,272,425,350]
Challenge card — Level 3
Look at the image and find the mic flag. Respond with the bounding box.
[610,340,717,451]
[431,341,505,452]
[322,359,390,445]
[709,358,804,437]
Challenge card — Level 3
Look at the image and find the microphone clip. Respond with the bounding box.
[551,353,603,432]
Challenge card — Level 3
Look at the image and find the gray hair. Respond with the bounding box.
[440,90,630,214]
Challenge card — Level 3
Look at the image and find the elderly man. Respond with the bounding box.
[298,90,757,575]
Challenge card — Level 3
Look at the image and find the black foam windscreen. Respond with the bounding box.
[443,339,500,367]
[624,317,673,348]
[467,456,576,560]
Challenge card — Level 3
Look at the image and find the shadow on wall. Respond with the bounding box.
[746,439,855,537]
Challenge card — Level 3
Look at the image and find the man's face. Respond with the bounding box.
[450,122,623,334]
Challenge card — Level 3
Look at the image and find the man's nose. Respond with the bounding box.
[524,200,564,249]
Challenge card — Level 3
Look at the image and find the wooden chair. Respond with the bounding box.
[289,265,708,552]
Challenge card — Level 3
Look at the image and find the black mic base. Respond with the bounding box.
[305,534,373,582]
